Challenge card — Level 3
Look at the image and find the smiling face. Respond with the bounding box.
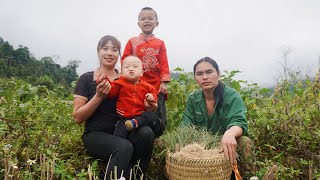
[98,41,120,69]
[121,56,143,83]
[138,9,159,36]
[194,61,220,92]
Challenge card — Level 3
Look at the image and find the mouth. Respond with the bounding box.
[105,58,113,62]
[129,72,135,75]
[202,82,211,86]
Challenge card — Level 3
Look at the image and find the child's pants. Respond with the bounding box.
[114,111,162,138]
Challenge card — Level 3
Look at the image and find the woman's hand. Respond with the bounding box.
[96,80,111,98]
[158,82,168,94]
[220,130,237,164]
[220,126,243,164]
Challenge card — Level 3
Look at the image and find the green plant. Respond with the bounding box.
[1,68,319,179]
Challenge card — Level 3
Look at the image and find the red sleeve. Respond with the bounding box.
[107,81,120,98]
[121,40,133,63]
[159,42,171,82]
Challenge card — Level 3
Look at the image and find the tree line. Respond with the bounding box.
[0,37,79,95]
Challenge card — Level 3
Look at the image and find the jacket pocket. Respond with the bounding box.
[194,111,204,123]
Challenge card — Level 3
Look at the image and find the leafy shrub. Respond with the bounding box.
[1,68,319,179]
[246,73,320,179]
[0,78,90,179]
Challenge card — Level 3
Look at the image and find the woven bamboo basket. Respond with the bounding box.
[165,146,232,180]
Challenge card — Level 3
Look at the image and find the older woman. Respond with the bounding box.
[181,57,255,178]
[73,35,154,179]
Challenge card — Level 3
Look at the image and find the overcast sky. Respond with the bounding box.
[1,0,319,87]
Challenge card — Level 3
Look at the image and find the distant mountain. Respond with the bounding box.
[0,37,79,95]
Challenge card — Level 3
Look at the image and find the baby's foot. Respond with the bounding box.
[125,119,137,131]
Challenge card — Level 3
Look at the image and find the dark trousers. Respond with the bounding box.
[114,111,162,138]
[83,126,154,179]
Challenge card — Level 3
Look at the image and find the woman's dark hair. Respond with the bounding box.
[193,57,220,74]
[97,35,121,54]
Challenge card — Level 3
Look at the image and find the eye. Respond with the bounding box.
[205,69,214,74]
[195,72,203,76]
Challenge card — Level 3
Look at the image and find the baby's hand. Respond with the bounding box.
[144,93,157,111]
[144,99,158,112]
[96,73,109,84]
[145,93,155,103]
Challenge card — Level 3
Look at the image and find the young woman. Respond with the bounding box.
[73,35,154,179]
[181,57,255,178]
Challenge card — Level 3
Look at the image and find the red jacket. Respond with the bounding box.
[108,76,158,118]
[122,34,171,92]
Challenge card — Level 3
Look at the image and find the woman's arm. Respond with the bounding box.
[73,95,103,124]
[73,80,111,124]
[224,90,248,134]
[220,88,248,163]
[221,126,243,164]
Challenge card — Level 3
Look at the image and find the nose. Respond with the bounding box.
[106,49,113,56]
[202,73,208,79]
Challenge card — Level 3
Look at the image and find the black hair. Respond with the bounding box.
[97,35,121,53]
[193,57,220,74]
[139,7,158,20]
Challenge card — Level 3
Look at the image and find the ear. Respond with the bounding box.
[156,21,159,27]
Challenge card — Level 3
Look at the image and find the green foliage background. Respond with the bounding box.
[1,69,319,179]
[0,38,319,179]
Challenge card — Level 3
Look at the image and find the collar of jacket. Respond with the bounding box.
[193,81,224,104]
[139,33,155,41]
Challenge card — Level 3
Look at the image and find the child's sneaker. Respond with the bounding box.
[125,119,137,131]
